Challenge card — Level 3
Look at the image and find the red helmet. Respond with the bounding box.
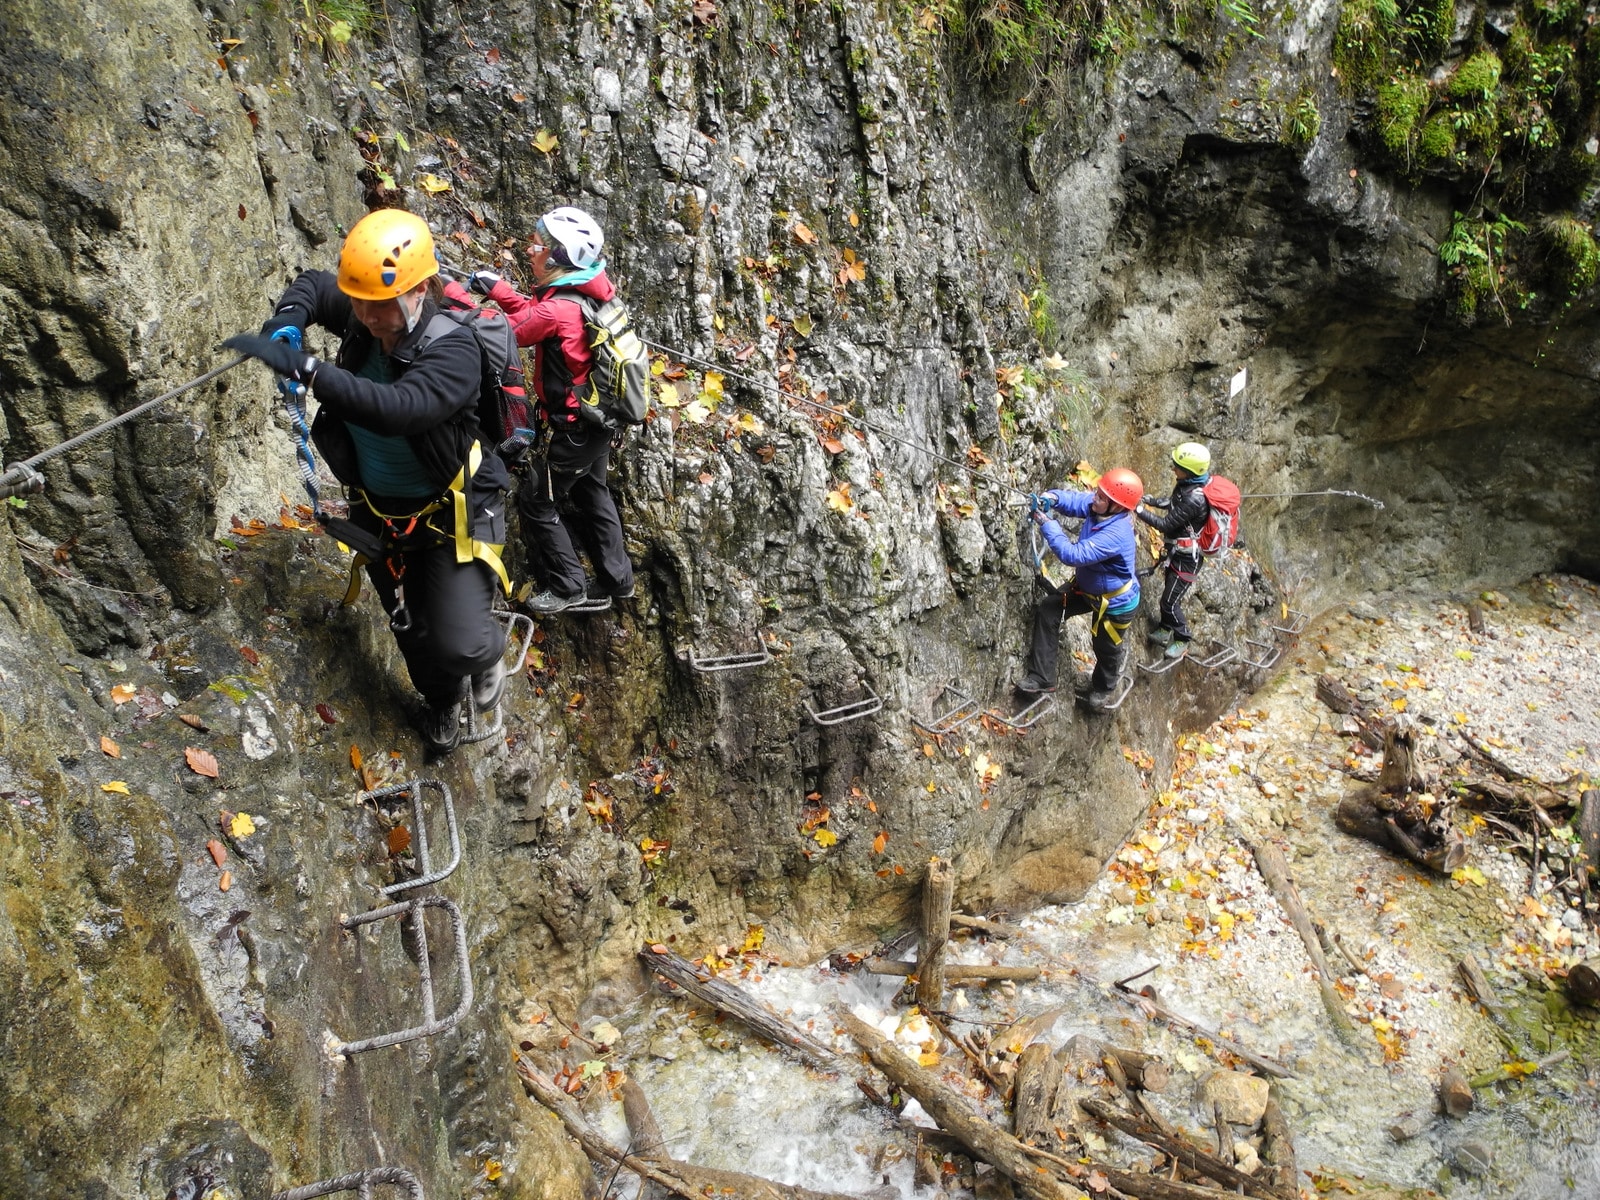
[1097,467,1143,511]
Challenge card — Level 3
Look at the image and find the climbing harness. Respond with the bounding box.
[363,780,461,897]
[330,894,474,1056]
[0,355,247,499]
[913,682,984,737]
[271,1168,424,1200]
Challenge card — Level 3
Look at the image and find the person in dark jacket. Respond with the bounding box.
[1136,441,1212,660]
[447,206,634,614]
[224,209,510,753]
[1015,467,1144,712]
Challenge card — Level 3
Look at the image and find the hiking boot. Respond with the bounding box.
[421,696,463,753]
[1081,688,1113,713]
[471,658,506,713]
[522,589,586,615]
[1163,639,1189,661]
[1070,674,1095,696]
[1147,626,1174,646]
[586,580,637,601]
[1014,673,1057,696]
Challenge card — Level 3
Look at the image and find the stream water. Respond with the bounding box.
[541,581,1600,1199]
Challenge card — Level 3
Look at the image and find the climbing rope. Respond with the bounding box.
[0,355,248,499]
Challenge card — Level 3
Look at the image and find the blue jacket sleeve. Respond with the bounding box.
[1041,517,1127,567]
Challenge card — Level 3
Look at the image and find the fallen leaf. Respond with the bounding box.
[485,45,501,63]
[813,827,838,847]
[178,713,208,731]
[792,312,814,337]
[1452,865,1487,887]
[419,172,452,193]
[656,381,680,408]
[741,924,766,953]
[350,744,364,770]
[825,482,853,512]
[820,434,845,454]
[101,781,131,795]
[100,736,120,758]
[872,830,888,854]
[229,811,256,838]
[532,128,559,155]
[239,645,260,667]
[388,825,412,855]
[207,839,228,867]
[110,683,137,704]
[682,399,711,424]
[792,221,817,245]
[485,1159,503,1181]
[732,411,764,435]
[848,209,860,227]
[186,747,220,779]
[315,703,338,724]
[219,870,232,892]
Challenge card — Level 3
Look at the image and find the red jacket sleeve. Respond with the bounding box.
[487,282,590,380]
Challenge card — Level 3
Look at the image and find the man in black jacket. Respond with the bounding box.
[1135,441,1212,661]
[224,209,510,753]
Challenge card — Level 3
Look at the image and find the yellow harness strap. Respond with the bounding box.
[1080,577,1136,645]
[336,442,510,604]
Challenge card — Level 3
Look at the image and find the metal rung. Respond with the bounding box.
[985,693,1055,730]
[1139,644,1189,675]
[361,779,460,897]
[460,701,503,745]
[330,895,474,1055]
[1271,608,1309,637]
[272,1167,425,1200]
[1197,640,1239,670]
[1241,636,1282,670]
[564,595,613,614]
[805,687,883,725]
[684,641,773,672]
[913,684,983,736]
[1097,671,1137,712]
[496,609,536,676]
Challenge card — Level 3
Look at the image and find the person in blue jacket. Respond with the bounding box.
[1015,467,1144,712]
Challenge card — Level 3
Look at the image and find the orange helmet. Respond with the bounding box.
[338,209,438,300]
[1097,467,1143,511]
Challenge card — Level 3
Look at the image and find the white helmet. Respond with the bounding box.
[536,206,604,269]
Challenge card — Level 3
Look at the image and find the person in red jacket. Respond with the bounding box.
[445,207,635,613]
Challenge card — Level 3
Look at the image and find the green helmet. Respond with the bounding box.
[1172,442,1210,476]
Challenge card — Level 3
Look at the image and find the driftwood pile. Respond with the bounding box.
[519,860,1305,1200]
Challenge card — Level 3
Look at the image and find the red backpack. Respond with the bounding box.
[1196,475,1241,555]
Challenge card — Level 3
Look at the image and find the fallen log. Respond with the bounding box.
[619,1074,674,1200]
[1260,1086,1297,1200]
[639,946,836,1068]
[1456,953,1503,1015]
[1079,1099,1287,1200]
[917,857,956,1010]
[518,1058,863,1200]
[1458,734,1570,814]
[1244,834,1360,1041]
[1104,1046,1171,1094]
[864,958,1042,984]
[925,1008,1013,1098]
[1110,985,1293,1079]
[836,1009,1084,1200]
[1013,1043,1063,1146]
[1101,1051,1175,1138]
[1083,1164,1258,1200]
[953,913,1023,939]
[1578,789,1600,897]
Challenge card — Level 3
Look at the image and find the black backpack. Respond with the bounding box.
[421,303,534,450]
[559,290,650,427]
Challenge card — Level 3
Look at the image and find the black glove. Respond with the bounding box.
[224,333,319,382]
[1144,496,1170,510]
[469,270,502,295]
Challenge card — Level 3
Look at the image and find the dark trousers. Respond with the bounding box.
[519,423,633,598]
[1158,554,1203,642]
[1027,580,1132,693]
[354,503,505,709]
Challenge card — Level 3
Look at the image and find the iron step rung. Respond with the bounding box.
[1271,608,1309,637]
[683,640,772,672]
[1241,635,1283,670]
[330,895,473,1055]
[1138,644,1189,675]
[564,595,613,614]
[913,683,983,736]
[1096,670,1137,712]
[1196,639,1239,670]
[985,693,1055,730]
[361,779,460,897]
[272,1167,424,1200]
[805,687,883,726]
[496,609,536,677]
[460,700,503,745]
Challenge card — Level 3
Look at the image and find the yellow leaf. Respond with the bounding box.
[701,370,725,402]
[110,683,136,704]
[741,924,766,953]
[418,173,452,193]
[1370,1016,1392,1032]
[657,381,680,408]
[1391,697,1408,712]
[826,482,853,512]
[485,1159,503,1181]
[1455,649,1474,661]
[532,128,559,155]
[813,827,838,847]
[793,312,814,337]
[1452,865,1487,887]
[917,1051,941,1067]
[229,811,256,838]
[733,411,764,435]
[1503,1059,1539,1078]
[792,221,817,245]
[1041,352,1067,370]
[101,781,131,795]
[682,400,711,424]
[848,209,860,227]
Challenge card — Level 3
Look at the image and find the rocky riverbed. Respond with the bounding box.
[521,575,1600,1199]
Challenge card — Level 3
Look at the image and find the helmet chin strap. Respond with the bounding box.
[399,288,426,333]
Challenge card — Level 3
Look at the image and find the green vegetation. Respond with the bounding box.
[1283,92,1321,145]
[1335,1,1600,322]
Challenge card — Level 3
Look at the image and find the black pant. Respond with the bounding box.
[354,502,505,709]
[519,423,633,598]
[1158,554,1202,642]
[1027,580,1132,693]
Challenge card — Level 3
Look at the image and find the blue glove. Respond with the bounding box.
[269,327,306,400]
[469,270,502,295]
[225,333,319,383]
[1030,492,1054,513]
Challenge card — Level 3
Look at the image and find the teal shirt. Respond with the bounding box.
[344,345,438,500]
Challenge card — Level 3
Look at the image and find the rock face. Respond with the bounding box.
[1,0,1597,1194]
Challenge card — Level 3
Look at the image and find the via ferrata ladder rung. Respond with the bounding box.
[329,895,474,1056]
[805,687,883,726]
[460,700,503,745]
[272,1168,424,1200]
[497,608,536,676]
[913,683,983,736]
[1271,608,1309,637]
[985,693,1055,731]
[1097,669,1137,712]
[1240,635,1283,671]
[361,779,460,897]
[1196,640,1239,670]
[1138,644,1189,675]
[564,595,614,615]
[683,640,773,673]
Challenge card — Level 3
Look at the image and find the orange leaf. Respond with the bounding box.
[872,830,888,855]
[239,645,260,667]
[388,826,412,855]
[350,744,364,770]
[207,839,228,867]
[185,747,220,778]
[792,221,817,245]
[178,713,207,731]
[110,683,136,704]
[219,870,232,892]
[100,736,121,758]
